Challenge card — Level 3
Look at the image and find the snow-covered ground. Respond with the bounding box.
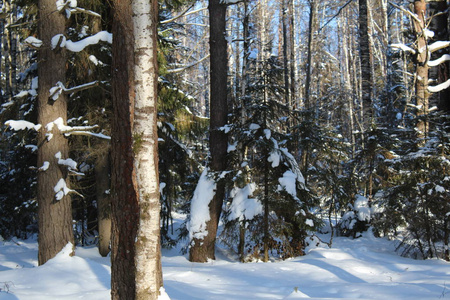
[0,221,449,299]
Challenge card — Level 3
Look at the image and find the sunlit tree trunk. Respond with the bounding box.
[37,0,74,265]
[111,0,163,298]
[189,0,228,263]
[413,0,429,139]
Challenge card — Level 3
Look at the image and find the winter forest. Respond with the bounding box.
[0,0,449,299]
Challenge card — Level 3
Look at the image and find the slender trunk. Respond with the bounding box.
[281,0,289,105]
[413,0,429,139]
[95,150,111,257]
[359,0,373,127]
[304,0,316,110]
[189,0,228,262]
[37,0,74,265]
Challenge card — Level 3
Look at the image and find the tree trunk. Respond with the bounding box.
[189,0,228,262]
[413,0,429,139]
[359,0,373,126]
[37,0,74,266]
[95,150,111,257]
[304,0,317,110]
[111,0,162,298]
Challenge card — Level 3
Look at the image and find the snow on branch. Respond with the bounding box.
[160,5,207,24]
[167,55,210,73]
[56,0,101,18]
[428,54,450,67]
[429,41,450,53]
[5,120,41,131]
[390,43,416,54]
[24,36,43,48]
[49,81,99,101]
[54,178,82,200]
[51,31,112,52]
[45,117,110,140]
[428,79,450,93]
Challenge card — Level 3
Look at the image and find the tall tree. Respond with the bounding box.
[359,0,373,125]
[36,0,74,265]
[413,0,429,138]
[189,0,228,262]
[110,0,163,298]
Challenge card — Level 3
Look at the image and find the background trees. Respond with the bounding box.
[0,0,449,276]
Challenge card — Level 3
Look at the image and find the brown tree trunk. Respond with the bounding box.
[37,0,74,266]
[111,0,162,298]
[189,0,228,262]
[359,0,373,126]
[413,0,429,138]
[95,149,111,257]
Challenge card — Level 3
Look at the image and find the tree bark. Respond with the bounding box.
[359,0,373,126]
[37,0,74,266]
[413,0,429,138]
[110,0,162,298]
[95,150,111,257]
[189,0,228,262]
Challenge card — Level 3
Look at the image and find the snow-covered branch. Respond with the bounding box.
[428,54,450,67]
[160,4,206,24]
[390,43,416,54]
[51,31,112,53]
[49,81,99,101]
[5,120,41,131]
[429,41,450,53]
[428,79,450,93]
[167,55,210,73]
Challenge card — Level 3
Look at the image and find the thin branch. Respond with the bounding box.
[160,5,207,24]
[319,0,355,32]
[69,7,102,18]
[389,2,422,24]
[167,55,210,73]
[64,81,99,94]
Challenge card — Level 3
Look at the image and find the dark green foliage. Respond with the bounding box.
[373,112,450,260]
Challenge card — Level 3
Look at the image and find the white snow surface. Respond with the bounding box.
[0,217,450,299]
[188,169,216,241]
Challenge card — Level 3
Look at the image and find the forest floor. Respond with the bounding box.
[0,215,449,300]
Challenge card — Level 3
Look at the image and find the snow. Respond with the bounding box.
[354,194,371,222]
[39,161,50,171]
[390,43,416,54]
[429,41,450,53]
[55,152,78,171]
[268,150,280,168]
[54,178,74,201]
[228,183,262,221]
[428,78,450,93]
[278,170,299,200]
[23,36,42,48]
[56,0,77,11]
[428,54,450,67]
[51,31,112,52]
[5,120,41,131]
[1,219,449,300]
[188,168,216,241]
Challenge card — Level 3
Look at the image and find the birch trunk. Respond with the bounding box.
[111,0,162,298]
